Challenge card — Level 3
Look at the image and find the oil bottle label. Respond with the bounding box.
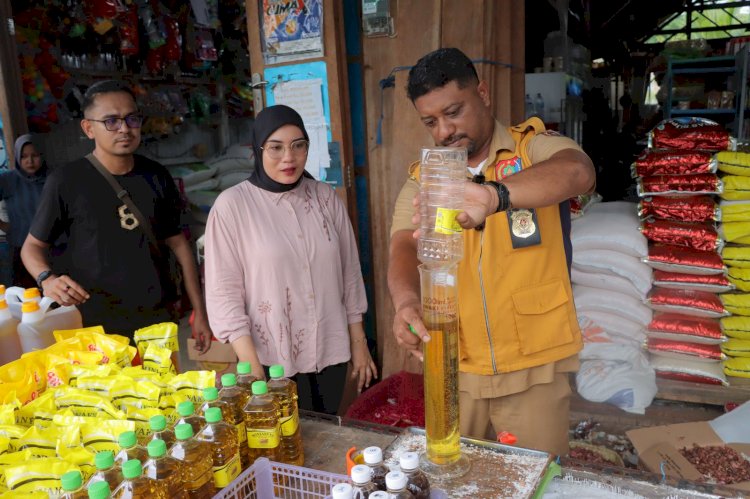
[212,452,241,488]
[236,421,247,443]
[280,410,299,437]
[246,424,280,448]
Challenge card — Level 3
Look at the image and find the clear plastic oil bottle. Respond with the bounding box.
[350,464,378,499]
[399,451,430,498]
[243,380,281,463]
[385,470,415,498]
[368,492,389,499]
[114,431,149,467]
[235,361,259,391]
[143,439,187,499]
[363,446,388,490]
[141,414,176,449]
[86,451,124,491]
[168,423,216,499]
[200,386,233,423]
[111,459,168,499]
[218,373,251,469]
[198,407,242,489]
[174,400,206,436]
[60,470,87,499]
[266,364,304,466]
[331,482,353,499]
[86,481,111,499]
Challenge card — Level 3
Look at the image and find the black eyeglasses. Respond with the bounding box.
[87,114,143,131]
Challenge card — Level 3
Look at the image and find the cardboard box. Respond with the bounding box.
[187,339,238,379]
[627,401,750,492]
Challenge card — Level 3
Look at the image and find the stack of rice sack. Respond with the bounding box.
[571,201,658,414]
[715,150,750,380]
[636,118,733,387]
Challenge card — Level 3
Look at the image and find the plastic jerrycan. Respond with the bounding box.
[5,286,36,320]
[17,297,83,353]
[0,299,22,364]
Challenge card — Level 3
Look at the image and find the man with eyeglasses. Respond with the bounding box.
[21,80,213,349]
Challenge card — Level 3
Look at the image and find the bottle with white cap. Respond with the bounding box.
[399,452,429,499]
[369,492,389,499]
[385,470,414,498]
[362,446,388,490]
[350,464,378,498]
[330,482,353,499]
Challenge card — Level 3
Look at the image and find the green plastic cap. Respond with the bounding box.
[175,423,194,441]
[221,373,237,387]
[236,361,251,374]
[118,431,137,449]
[251,380,268,395]
[147,438,167,458]
[88,481,111,499]
[177,400,195,417]
[61,470,82,491]
[94,450,115,470]
[122,459,142,479]
[149,414,167,431]
[269,364,285,379]
[205,407,223,424]
[203,386,219,401]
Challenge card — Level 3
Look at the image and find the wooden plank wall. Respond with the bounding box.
[362,0,525,378]
[0,0,28,168]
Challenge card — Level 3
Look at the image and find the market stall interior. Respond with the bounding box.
[3,0,750,496]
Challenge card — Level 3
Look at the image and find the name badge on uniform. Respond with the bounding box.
[507,208,541,248]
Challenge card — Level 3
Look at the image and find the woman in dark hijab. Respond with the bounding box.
[0,134,48,286]
[205,105,377,416]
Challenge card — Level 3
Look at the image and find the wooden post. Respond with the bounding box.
[0,0,28,168]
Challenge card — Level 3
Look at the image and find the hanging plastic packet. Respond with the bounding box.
[80,420,135,454]
[109,378,160,411]
[647,288,730,319]
[632,149,716,177]
[647,338,725,362]
[15,391,56,428]
[640,220,722,252]
[724,357,750,378]
[653,270,733,294]
[642,244,726,275]
[4,457,79,493]
[126,407,164,440]
[168,370,215,403]
[54,387,125,420]
[721,338,750,357]
[716,150,750,176]
[64,363,119,388]
[648,117,734,151]
[56,443,95,481]
[142,343,175,376]
[638,196,718,223]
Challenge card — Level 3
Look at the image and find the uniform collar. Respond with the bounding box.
[479,120,515,175]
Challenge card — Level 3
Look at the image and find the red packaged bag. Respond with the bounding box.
[647,288,729,318]
[649,117,732,151]
[647,313,726,345]
[637,174,722,197]
[647,338,725,362]
[638,196,718,223]
[643,244,726,275]
[651,355,727,385]
[652,270,733,293]
[640,220,722,252]
[632,150,717,177]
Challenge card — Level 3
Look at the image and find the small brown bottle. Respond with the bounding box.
[362,446,388,490]
[350,464,378,499]
[385,470,415,498]
[399,452,429,499]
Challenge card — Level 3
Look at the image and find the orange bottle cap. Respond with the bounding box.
[0,299,6,310]
[22,301,40,313]
[23,288,41,299]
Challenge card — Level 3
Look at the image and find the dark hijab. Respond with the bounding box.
[13,134,47,184]
[248,105,313,193]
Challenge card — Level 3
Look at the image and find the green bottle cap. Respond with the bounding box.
[251,380,268,395]
[269,364,285,379]
[88,481,111,499]
[175,423,194,441]
[147,439,167,458]
[237,361,251,374]
[94,450,115,470]
[221,373,237,387]
[177,400,195,417]
[203,386,219,401]
[122,459,142,479]
[205,407,223,424]
[118,431,137,448]
[61,470,82,491]
[149,414,167,431]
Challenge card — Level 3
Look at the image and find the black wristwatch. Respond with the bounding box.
[486,180,512,212]
[36,270,54,290]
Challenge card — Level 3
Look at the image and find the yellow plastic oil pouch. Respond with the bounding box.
[4,458,79,493]
[74,375,127,400]
[126,407,164,440]
[728,267,750,292]
[0,403,17,426]
[52,326,105,343]
[721,338,750,357]
[0,427,27,453]
[53,388,124,420]
[64,364,119,388]
[133,322,179,360]
[15,392,55,428]
[73,332,135,368]
[109,379,160,411]
[0,450,34,490]
[15,426,61,458]
[80,420,135,454]
[0,359,44,406]
[119,366,162,383]
[169,371,215,404]
[142,343,174,376]
[0,436,9,456]
[719,293,750,316]
[721,315,750,339]
[56,444,95,481]
[721,246,750,269]
[717,151,750,176]
[720,175,750,201]
[724,357,750,378]
[158,393,189,426]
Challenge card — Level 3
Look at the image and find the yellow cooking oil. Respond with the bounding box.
[243,380,281,463]
[143,439,187,499]
[169,423,217,499]
[141,414,176,449]
[267,364,304,466]
[218,373,252,469]
[235,361,259,391]
[59,470,87,499]
[111,459,168,499]
[86,450,123,491]
[174,400,206,436]
[198,407,242,489]
[86,481,111,499]
[200,386,233,423]
[114,431,149,467]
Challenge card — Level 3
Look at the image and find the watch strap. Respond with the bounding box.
[486,181,511,212]
[36,270,54,289]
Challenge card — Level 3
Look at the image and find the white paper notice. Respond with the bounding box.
[272,79,330,180]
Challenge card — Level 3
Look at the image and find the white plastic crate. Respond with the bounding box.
[213,457,350,499]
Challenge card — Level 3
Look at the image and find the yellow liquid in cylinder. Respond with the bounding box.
[219,385,252,469]
[199,420,242,489]
[169,438,216,499]
[243,394,281,462]
[423,316,461,465]
[111,476,168,499]
[267,377,304,466]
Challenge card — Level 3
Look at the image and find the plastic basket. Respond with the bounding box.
[213,457,349,499]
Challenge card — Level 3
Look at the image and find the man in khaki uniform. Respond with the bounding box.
[388,48,596,456]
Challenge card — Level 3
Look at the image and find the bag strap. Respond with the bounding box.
[85,153,162,257]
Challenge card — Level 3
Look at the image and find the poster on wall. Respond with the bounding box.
[261,0,324,64]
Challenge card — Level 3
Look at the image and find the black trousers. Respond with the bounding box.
[264,361,348,415]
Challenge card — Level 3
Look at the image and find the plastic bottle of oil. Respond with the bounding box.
[86,451,123,491]
[385,470,415,498]
[143,439,187,499]
[87,481,111,499]
[114,431,149,467]
[363,446,388,490]
[141,415,176,449]
[198,407,242,489]
[331,482,353,499]
[267,364,304,466]
[350,464,378,498]
[218,373,251,468]
[399,452,430,498]
[174,400,206,436]
[243,380,281,463]
[111,459,168,499]
[200,386,233,423]
[168,423,216,499]
[235,361,259,391]
[60,470,88,499]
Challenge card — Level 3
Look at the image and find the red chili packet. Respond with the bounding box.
[640,220,722,252]
[652,270,733,293]
[647,312,725,344]
[644,244,726,275]
[632,149,716,177]
[647,338,725,361]
[649,117,733,151]
[647,288,729,318]
[638,196,718,222]
[637,174,722,197]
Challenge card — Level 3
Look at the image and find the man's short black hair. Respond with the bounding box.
[406,48,479,102]
[81,80,136,115]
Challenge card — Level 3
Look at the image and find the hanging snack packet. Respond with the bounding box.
[142,343,175,376]
[80,420,135,454]
[649,117,733,151]
[4,457,79,493]
[168,370,215,404]
[716,150,750,176]
[54,387,125,420]
[632,149,716,177]
[640,220,722,252]
[109,378,160,411]
[638,196,718,223]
